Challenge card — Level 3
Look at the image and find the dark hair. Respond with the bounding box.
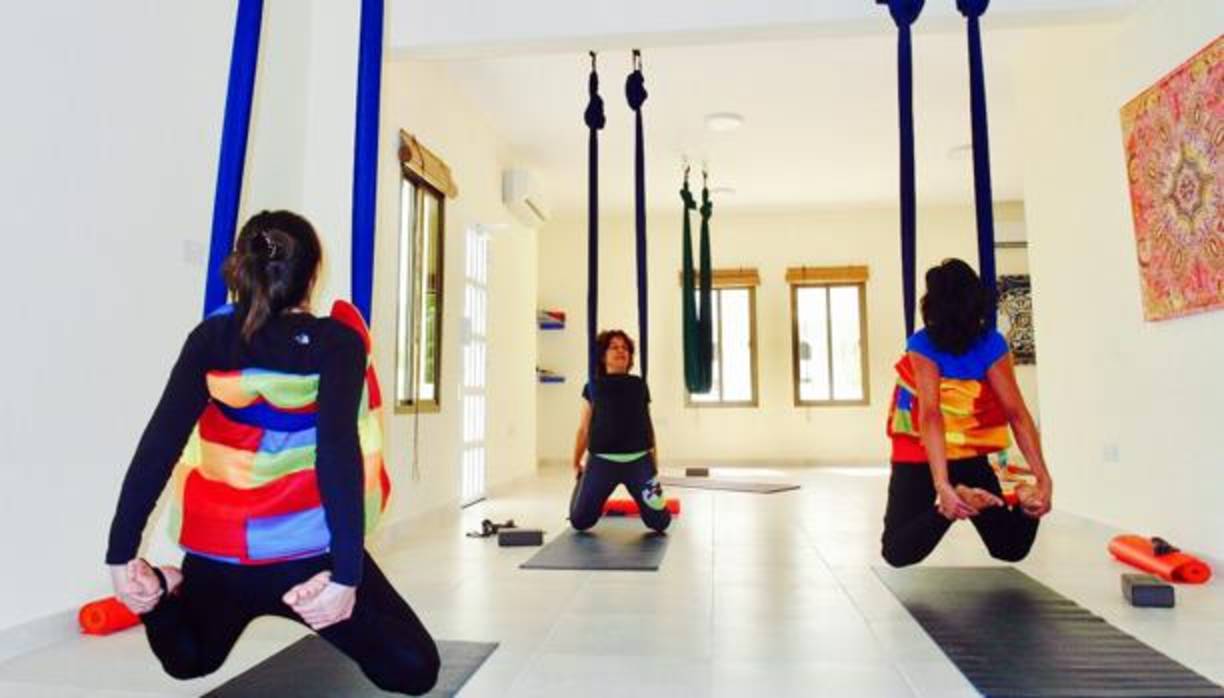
[222,210,321,343]
[920,258,991,355]
[595,329,635,376]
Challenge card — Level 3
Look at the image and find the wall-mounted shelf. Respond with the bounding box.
[538,309,566,331]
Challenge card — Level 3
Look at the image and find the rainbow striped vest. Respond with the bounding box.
[168,301,390,564]
[886,354,1010,463]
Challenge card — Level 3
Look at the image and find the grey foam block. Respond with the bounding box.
[1123,572,1175,608]
[498,528,544,547]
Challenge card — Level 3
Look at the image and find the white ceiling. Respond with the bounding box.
[416,2,1133,215]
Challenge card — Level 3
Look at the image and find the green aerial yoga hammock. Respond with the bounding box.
[681,169,714,393]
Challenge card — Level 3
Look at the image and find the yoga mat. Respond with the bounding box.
[659,476,799,494]
[204,638,498,697]
[520,521,668,571]
[876,566,1224,697]
[1110,535,1213,584]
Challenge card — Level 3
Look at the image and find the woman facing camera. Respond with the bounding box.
[569,330,670,533]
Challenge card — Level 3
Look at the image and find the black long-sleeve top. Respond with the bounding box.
[105,310,369,586]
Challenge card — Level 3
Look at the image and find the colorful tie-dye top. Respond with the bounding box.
[887,329,1011,463]
[106,301,388,586]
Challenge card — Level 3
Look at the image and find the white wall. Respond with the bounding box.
[0,2,233,631]
[537,203,1037,466]
[1014,1,1224,557]
[371,58,538,531]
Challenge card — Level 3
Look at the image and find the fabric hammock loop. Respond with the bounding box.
[626,49,649,381]
[203,0,265,317]
[350,0,384,324]
[584,53,607,131]
[881,0,924,337]
[959,0,999,325]
[585,53,603,392]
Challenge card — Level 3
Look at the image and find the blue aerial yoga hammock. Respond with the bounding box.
[626,50,650,382]
[203,0,385,324]
[351,0,384,323]
[958,0,999,325]
[202,0,264,318]
[879,0,923,337]
[583,53,606,391]
[880,0,999,333]
[585,51,651,393]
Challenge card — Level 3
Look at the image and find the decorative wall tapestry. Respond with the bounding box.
[998,275,1035,365]
[1119,35,1223,322]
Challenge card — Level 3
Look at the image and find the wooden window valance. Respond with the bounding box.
[785,265,869,285]
[399,130,458,198]
[677,268,760,288]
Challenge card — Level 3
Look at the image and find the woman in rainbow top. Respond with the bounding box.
[105,211,439,695]
[882,258,1053,567]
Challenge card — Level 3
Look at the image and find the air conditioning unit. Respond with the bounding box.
[502,169,550,228]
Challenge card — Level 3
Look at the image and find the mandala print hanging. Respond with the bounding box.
[1119,35,1223,321]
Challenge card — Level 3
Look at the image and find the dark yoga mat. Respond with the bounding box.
[204,637,498,697]
[659,476,799,494]
[875,566,1224,698]
[520,521,668,571]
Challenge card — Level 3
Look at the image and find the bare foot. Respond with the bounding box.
[283,571,331,608]
[1014,484,1043,517]
[954,485,1004,512]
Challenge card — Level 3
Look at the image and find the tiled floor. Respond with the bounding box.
[2,464,1222,696]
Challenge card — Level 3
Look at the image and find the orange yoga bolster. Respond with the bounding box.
[1108,534,1212,584]
[602,498,681,516]
[79,597,140,635]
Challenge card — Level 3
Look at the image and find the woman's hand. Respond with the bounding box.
[1019,477,1053,518]
[284,572,356,631]
[936,482,979,520]
[110,561,161,615]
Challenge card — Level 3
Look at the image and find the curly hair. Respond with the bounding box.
[595,329,635,376]
[920,258,991,355]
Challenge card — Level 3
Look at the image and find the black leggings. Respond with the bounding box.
[881,456,1039,567]
[141,551,439,696]
[570,454,671,533]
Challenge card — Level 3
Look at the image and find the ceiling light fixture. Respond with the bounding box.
[704,112,744,133]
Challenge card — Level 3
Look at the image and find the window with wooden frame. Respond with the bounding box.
[682,268,760,408]
[788,266,870,406]
[395,131,457,413]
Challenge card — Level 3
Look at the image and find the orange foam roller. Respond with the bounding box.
[1109,534,1212,584]
[79,597,140,635]
[602,498,681,516]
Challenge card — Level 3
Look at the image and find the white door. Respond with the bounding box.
[460,226,489,506]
